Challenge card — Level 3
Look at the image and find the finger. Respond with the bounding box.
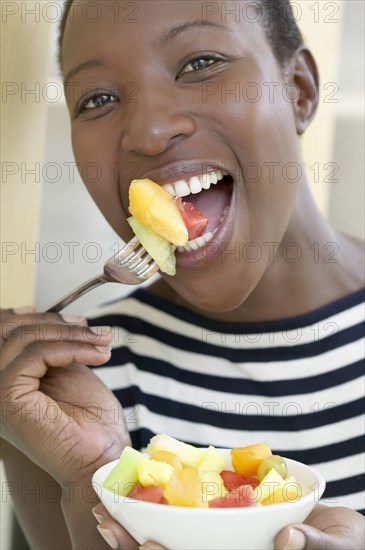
[12,306,37,314]
[92,503,111,523]
[1,307,86,323]
[1,340,112,395]
[92,509,166,550]
[96,518,137,550]
[274,526,307,550]
[274,523,350,550]
[1,323,112,366]
[1,311,88,343]
[0,306,36,321]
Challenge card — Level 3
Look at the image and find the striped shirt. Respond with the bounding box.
[88,287,365,514]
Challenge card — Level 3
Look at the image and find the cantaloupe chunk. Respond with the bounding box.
[127,217,176,275]
[129,179,188,247]
[149,451,183,471]
[163,467,208,508]
[231,443,272,477]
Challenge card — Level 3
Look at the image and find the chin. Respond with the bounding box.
[171,275,254,314]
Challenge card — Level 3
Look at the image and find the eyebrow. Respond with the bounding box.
[157,20,228,49]
[63,21,227,84]
[63,59,104,85]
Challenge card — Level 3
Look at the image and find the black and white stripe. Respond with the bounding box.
[88,288,365,514]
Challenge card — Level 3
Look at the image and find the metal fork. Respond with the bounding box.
[47,237,159,312]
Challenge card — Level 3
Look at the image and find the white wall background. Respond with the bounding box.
[329,1,364,238]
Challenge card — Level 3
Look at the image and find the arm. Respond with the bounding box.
[2,440,71,550]
[0,309,130,550]
[2,441,117,550]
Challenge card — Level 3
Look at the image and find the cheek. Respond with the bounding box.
[228,86,300,233]
[71,128,133,240]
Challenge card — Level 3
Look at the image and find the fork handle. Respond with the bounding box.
[47,274,108,312]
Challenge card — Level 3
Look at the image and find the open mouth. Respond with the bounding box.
[162,169,234,253]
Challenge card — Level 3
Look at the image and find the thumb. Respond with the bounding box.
[274,523,344,550]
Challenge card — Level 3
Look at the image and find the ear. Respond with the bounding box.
[285,47,319,135]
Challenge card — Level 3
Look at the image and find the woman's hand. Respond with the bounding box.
[92,502,165,550]
[0,307,130,486]
[274,503,365,549]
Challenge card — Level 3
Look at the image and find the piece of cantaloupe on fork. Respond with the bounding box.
[129,179,188,247]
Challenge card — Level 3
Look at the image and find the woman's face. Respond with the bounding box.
[62,0,304,311]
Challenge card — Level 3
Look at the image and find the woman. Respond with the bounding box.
[1,1,364,548]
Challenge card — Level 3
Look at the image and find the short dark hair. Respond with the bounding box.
[58,0,303,69]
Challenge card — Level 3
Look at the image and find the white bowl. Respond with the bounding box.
[92,450,325,550]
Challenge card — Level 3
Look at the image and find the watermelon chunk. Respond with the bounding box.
[220,470,260,491]
[176,198,208,240]
[127,481,164,504]
[208,485,257,508]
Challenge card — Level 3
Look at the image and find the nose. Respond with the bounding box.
[120,86,196,156]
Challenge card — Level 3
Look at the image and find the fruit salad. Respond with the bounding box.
[128,178,209,275]
[102,434,302,508]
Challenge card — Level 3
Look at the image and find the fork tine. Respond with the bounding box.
[107,236,159,279]
[118,245,148,266]
[137,261,160,278]
[123,250,152,271]
[128,254,153,273]
[129,245,150,262]
[115,237,140,263]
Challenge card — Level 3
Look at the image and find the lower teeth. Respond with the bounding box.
[177,206,230,253]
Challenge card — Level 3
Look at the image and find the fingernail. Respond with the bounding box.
[139,543,163,550]
[13,306,35,314]
[90,326,112,335]
[97,526,118,549]
[61,314,85,323]
[94,345,112,354]
[92,506,105,524]
[282,528,306,550]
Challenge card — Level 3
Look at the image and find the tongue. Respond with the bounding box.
[185,180,232,233]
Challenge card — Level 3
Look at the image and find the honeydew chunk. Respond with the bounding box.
[102,446,148,496]
[147,434,204,467]
[127,217,176,276]
[129,179,188,246]
[201,470,228,502]
[138,459,175,488]
[198,446,227,474]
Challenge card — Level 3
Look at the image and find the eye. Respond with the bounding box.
[178,55,223,77]
[80,93,118,112]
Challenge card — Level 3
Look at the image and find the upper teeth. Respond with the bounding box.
[163,169,225,198]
